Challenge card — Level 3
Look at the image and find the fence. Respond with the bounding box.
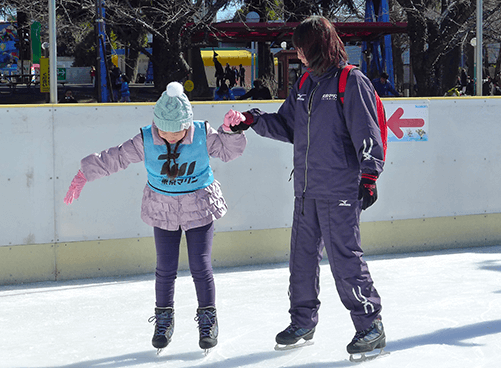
[1,97,501,284]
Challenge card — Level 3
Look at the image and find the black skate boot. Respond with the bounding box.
[195,306,218,354]
[275,324,315,350]
[347,315,387,362]
[148,307,174,354]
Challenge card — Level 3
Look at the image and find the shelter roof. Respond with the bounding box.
[191,21,408,44]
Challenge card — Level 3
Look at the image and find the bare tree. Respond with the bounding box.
[393,0,501,96]
[85,0,233,96]
[1,0,234,97]
[232,0,360,90]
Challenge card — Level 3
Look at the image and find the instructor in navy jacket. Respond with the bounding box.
[224,16,386,357]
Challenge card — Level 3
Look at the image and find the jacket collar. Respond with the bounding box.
[308,64,343,83]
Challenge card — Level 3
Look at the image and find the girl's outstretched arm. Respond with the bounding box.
[80,133,144,182]
[206,120,246,162]
[64,133,144,204]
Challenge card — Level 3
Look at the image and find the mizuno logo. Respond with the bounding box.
[321,93,337,101]
[352,286,375,314]
[339,200,351,207]
[297,93,307,101]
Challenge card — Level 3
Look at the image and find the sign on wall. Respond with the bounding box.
[40,56,49,93]
[385,103,428,142]
[30,22,41,65]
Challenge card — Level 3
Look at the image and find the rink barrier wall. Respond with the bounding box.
[1,213,500,284]
[1,98,501,284]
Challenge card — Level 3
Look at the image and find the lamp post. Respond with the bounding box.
[470,37,477,95]
[476,0,483,96]
[48,0,57,103]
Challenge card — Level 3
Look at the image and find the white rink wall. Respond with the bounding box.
[1,97,501,284]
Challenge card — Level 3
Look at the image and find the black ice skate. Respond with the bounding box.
[347,316,388,363]
[274,324,315,351]
[195,306,218,355]
[148,307,174,354]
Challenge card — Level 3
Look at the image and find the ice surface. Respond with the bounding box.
[2,246,501,367]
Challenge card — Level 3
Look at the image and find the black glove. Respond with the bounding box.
[230,111,254,132]
[358,173,378,210]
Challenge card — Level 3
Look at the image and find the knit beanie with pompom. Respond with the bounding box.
[153,82,193,132]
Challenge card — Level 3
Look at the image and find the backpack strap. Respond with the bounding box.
[299,71,310,89]
[338,65,388,161]
[338,64,357,104]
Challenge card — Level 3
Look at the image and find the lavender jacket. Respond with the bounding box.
[80,122,246,231]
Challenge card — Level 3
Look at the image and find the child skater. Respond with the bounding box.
[64,82,247,354]
[119,74,131,102]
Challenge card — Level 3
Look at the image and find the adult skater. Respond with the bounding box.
[224,16,386,362]
[64,82,247,354]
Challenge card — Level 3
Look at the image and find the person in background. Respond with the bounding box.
[214,82,235,101]
[238,79,272,100]
[225,63,236,88]
[60,89,77,103]
[466,76,474,95]
[223,15,386,362]
[371,72,401,97]
[110,66,122,102]
[120,74,131,102]
[213,52,225,88]
[238,64,246,87]
[63,82,247,354]
[90,66,96,86]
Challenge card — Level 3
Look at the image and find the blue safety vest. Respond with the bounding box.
[142,121,214,196]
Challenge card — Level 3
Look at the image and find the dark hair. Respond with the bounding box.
[380,72,389,79]
[218,83,229,94]
[253,79,263,88]
[292,16,347,76]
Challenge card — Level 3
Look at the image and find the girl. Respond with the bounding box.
[119,74,131,102]
[64,82,246,353]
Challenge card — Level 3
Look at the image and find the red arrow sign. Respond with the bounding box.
[387,107,425,139]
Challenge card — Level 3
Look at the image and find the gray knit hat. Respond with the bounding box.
[153,82,193,132]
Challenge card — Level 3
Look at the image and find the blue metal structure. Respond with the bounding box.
[96,0,109,102]
[362,0,394,86]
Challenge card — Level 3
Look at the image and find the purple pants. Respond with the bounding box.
[288,197,381,332]
[154,222,215,308]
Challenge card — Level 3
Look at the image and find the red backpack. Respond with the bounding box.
[299,66,387,160]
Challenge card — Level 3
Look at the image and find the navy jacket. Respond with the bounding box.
[249,65,384,199]
[372,78,399,97]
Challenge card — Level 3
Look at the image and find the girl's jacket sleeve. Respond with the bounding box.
[80,133,145,182]
[343,70,385,176]
[206,123,246,162]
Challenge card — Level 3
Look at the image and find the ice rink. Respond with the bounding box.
[2,245,501,368]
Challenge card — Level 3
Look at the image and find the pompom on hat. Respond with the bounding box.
[153,82,193,132]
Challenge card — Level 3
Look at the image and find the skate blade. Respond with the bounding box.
[156,348,164,355]
[349,349,389,363]
[202,347,215,356]
[274,340,314,351]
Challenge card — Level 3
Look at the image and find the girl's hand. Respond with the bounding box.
[64,170,87,204]
[223,109,246,132]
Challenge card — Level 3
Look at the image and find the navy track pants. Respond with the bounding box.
[288,197,381,332]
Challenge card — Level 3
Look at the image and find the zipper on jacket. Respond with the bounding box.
[302,81,320,215]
